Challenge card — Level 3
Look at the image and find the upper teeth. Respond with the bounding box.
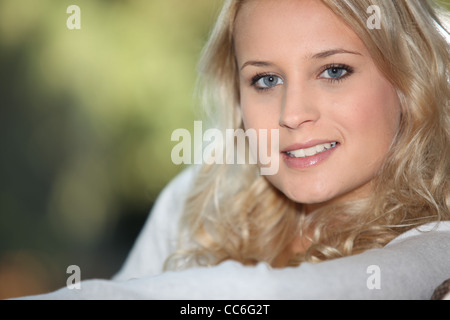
[287,142,337,158]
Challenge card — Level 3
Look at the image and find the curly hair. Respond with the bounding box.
[164,0,450,270]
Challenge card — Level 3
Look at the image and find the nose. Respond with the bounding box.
[279,82,321,129]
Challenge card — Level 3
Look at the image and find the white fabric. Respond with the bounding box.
[112,166,196,281]
[18,166,450,299]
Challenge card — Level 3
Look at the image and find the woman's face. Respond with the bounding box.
[234,0,401,212]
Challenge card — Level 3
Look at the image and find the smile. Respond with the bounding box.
[285,142,338,158]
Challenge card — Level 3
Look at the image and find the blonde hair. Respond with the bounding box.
[164,0,450,270]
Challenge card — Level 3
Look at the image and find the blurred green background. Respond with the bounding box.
[0,0,219,299]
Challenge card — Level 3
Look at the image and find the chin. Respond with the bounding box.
[267,175,336,206]
[287,191,335,206]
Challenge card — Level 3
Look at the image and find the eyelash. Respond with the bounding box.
[318,63,354,83]
[249,63,355,91]
[250,72,279,92]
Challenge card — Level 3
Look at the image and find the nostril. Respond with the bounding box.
[279,117,316,130]
[279,101,321,129]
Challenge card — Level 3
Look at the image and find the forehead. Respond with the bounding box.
[233,0,366,61]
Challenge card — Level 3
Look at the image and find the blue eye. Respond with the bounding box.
[324,68,346,78]
[252,74,284,90]
[319,64,353,82]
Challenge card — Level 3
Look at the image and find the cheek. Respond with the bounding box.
[240,94,279,130]
[240,103,253,130]
[371,88,400,139]
[345,79,400,140]
[342,83,401,173]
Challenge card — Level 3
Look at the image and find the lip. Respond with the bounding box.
[281,140,339,169]
[281,140,338,153]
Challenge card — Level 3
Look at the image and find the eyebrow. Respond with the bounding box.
[310,48,362,59]
[240,49,362,70]
[240,61,274,71]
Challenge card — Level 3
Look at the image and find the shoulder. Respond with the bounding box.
[112,166,198,280]
[138,165,198,237]
[386,220,450,246]
[23,219,450,299]
[144,165,198,236]
[150,165,197,221]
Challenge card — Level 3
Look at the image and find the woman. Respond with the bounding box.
[24,0,450,299]
[160,0,450,269]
